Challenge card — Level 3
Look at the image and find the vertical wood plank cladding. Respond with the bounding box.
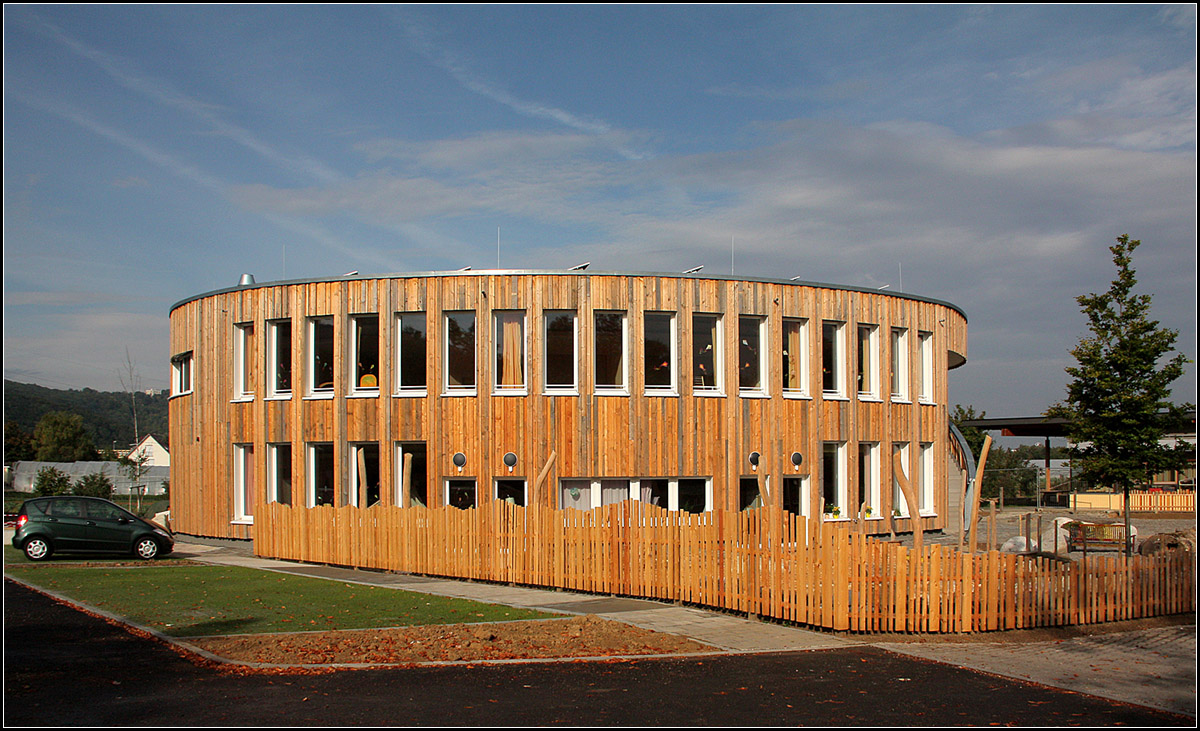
[170,272,967,540]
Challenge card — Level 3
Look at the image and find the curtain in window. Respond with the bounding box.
[498,313,524,388]
[784,321,802,390]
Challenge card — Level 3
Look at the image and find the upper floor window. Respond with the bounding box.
[692,313,722,394]
[171,351,193,396]
[234,323,255,400]
[594,311,627,393]
[494,311,526,393]
[782,318,809,397]
[307,316,335,396]
[351,315,379,395]
[268,319,292,397]
[738,315,766,395]
[890,327,909,402]
[544,310,577,393]
[395,312,427,394]
[821,321,846,397]
[918,330,934,403]
[444,311,476,394]
[643,312,676,394]
[857,324,879,399]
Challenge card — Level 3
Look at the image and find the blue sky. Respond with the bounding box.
[4,4,1195,421]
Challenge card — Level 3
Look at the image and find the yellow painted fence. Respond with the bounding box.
[257,501,1194,633]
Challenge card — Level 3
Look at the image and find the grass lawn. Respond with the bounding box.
[4,559,559,638]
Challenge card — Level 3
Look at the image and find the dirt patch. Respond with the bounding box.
[186,615,715,666]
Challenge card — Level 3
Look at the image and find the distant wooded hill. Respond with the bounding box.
[4,380,170,451]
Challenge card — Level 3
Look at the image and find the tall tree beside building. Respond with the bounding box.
[32,411,98,462]
[1048,234,1193,489]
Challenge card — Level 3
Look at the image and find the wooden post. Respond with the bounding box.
[892,449,923,552]
[533,450,557,507]
[402,452,413,507]
[968,435,993,554]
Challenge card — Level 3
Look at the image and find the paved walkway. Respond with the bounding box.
[171,536,1197,717]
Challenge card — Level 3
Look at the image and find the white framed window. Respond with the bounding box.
[267,319,292,399]
[892,442,911,518]
[307,442,335,507]
[918,330,934,403]
[738,315,767,396]
[821,321,846,398]
[233,443,255,523]
[643,312,677,395]
[857,324,880,400]
[446,478,477,510]
[544,310,578,394]
[821,441,847,518]
[394,441,428,508]
[858,442,880,518]
[890,327,909,402]
[493,311,527,394]
[920,442,935,515]
[349,442,380,507]
[444,311,476,395]
[692,313,722,395]
[594,311,628,394]
[171,351,193,396]
[350,315,380,396]
[233,323,255,401]
[307,316,335,397]
[782,475,811,517]
[558,477,710,513]
[782,318,809,398]
[267,443,292,505]
[395,312,427,395]
[495,478,527,506]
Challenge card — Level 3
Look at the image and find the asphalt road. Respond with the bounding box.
[4,580,1191,727]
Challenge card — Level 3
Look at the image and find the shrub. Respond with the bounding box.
[33,466,72,496]
[74,472,115,499]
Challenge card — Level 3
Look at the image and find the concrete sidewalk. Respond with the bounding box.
[172,535,1196,717]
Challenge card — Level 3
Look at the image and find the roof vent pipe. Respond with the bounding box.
[238,273,256,286]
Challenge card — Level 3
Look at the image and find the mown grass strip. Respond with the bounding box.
[4,562,558,637]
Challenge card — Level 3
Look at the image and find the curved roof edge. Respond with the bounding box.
[170,268,968,322]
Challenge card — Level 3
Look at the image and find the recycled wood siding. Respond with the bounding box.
[168,272,968,539]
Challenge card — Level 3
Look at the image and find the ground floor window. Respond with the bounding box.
[782,475,810,517]
[446,479,476,510]
[268,443,291,505]
[350,443,380,507]
[558,477,711,512]
[739,476,763,510]
[395,442,428,507]
[233,444,254,522]
[495,478,526,506]
[822,442,846,517]
[308,443,335,507]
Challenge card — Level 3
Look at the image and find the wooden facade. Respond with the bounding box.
[168,271,968,540]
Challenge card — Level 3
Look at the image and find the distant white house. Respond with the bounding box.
[126,434,170,468]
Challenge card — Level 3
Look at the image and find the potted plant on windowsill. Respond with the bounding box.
[825,505,840,519]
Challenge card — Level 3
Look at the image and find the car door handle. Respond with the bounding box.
[85,521,97,526]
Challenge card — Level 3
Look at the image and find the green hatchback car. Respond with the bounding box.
[11,496,174,561]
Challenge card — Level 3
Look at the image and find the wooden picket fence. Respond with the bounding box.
[256,501,1194,633]
[1128,490,1195,513]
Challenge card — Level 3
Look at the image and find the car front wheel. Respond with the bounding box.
[23,537,52,561]
[134,537,160,560]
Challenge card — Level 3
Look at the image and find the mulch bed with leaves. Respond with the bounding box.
[186,615,717,666]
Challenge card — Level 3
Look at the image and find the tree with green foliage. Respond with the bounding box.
[950,404,987,459]
[32,411,98,462]
[5,420,35,463]
[1048,234,1193,489]
[34,466,73,496]
[74,472,115,499]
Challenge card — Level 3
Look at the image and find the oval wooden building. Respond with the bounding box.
[167,270,968,542]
